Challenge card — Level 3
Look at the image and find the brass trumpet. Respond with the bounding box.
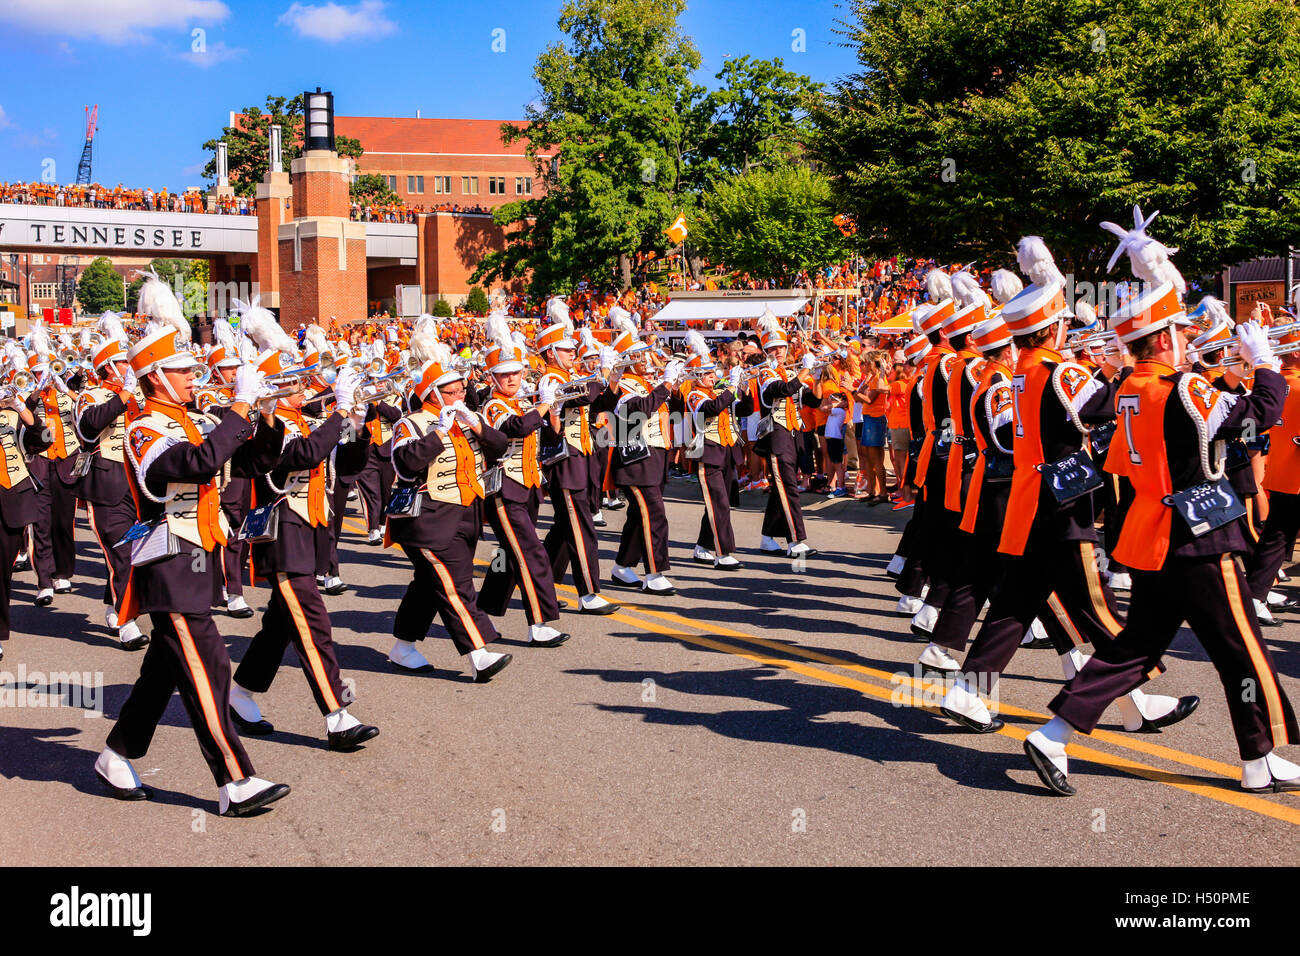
[0,370,35,402]
[550,372,605,401]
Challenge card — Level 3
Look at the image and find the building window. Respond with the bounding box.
[462,176,479,195]
[432,175,451,194]
[31,283,57,299]
[386,175,398,191]
[488,176,507,195]
[408,175,424,194]
[515,177,533,195]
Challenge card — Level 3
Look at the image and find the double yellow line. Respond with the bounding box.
[340,518,1300,826]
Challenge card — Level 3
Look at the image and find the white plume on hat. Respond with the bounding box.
[546,296,572,330]
[1016,237,1065,289]
[234,295,298,361]
[211,316,238,355]
[304,323,329,358]
[578,326,597,352]
[409,315,443,367]
[486,310,514,354]
[685,330,709,361]
[136,268,191,345]
[1074,299,1099,327]
[989,269,1024,305]
[511,329,528,350]
[5,340,26,373]
[925,268,953,304]
[97,310,128,347]
[951,271,990,311]
[29,317,52,362]
[1100,205,1185,296]
[757,306,781,339]
[1199,296,1232,329]
[612,308,638,341]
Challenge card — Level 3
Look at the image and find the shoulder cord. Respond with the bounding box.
[1177,376,1226,482]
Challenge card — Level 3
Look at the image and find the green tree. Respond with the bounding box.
[202,94,363,197]
[351,173,400,205]
[431,298,453,318]
[76,257,124,315]
[809,0,1300,282]
[690,166,854,284]
[465,286,490,315]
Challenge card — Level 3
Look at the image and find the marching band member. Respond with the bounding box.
[339,320,402,548]
[74,312,148,650]
[887,332,933,615]
[579,330,620,525]
[202,319,255,617]
[477,311,570,646]
[607,313,685,594]
[755,309,818,559]
[227,305,379,751]
[96,276,291,817]
[386,327,513,681]
[683,331,747,569]
[0,346,51,661]
[1027,278,1299,796]
[27,321,79,607]
[940,236,1191,735]
[537,303,620,614]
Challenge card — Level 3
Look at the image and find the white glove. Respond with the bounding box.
[454,402,478,429]
[349,406,367,433]
[438,405,458,431]
[802,352,816,371]
[538,380,558,406]
[333,367,360,413]
[7,392,26,412]
[233,364,265,405]
[728,366,743,391]
[662,360,685,386]
[1236,321,1275,369]
[119,368,137,394]
[600,346,618,374]
[52,372,70,394]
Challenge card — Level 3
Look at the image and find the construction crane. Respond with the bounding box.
[77,105,98,186]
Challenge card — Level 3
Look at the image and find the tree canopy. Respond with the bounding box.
[808,0,1300,281]
[76,257,124,315]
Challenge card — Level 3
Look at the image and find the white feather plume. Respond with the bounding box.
[951,271,990,311]
[685,330,709,360]
[546,296,572,333]
[485,310,514,353]
[29,318,52,360]
[304,323,329,358]
[97,310,128,347]
[611,308,638,341]
[5,340,26,373]
[1099,205,1184,295]
[211,317,236,356]
[413,313,438,340]
[1074,299,1098,327]
[511,330,528,350]
[925,268,953,304]
[989,269,1024,305]
[1016,237,1065,288]
[136,268,191,345]
[1200,296,1232,330]
[757,306,782,338]
[409,320,445,367]
[579,327,597,352]
[234,295,298,361]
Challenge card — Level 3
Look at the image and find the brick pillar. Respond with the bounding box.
[277,149,366,328]
[255,170,291,310]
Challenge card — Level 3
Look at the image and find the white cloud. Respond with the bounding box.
[278,0,396,43]
[175,40,246,67]
[0,0,229,44]
[0,107,12,131]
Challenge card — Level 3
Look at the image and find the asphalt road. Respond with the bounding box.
[2,477,1298,866]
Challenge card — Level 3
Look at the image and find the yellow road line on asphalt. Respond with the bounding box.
[339,518,1297,824]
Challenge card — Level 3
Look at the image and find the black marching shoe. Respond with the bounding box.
[119,633,150,652]
[1133,695,1200,733]
[1023,738,1076,796]
[530,632,570,648]
[473,653,513,683]
[328,724,380,752]
[95,769,153,802]
[229,707,275,736]
[221,783,291,817]
[1243,775,1300,794]
[940,707,1005,734]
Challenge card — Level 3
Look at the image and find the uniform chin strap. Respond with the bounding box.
[149,367,184,405]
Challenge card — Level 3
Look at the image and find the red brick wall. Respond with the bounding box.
[291,168,350,220]
[356,152,546,211]
[277,234,367,325]
[418,213,526,302]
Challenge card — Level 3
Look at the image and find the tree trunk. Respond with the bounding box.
[618,253,632,292]
[686,250,705,283]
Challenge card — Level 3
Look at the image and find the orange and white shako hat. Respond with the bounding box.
[1112,281,1190,345]
[408,315,461,399]
[128,269,199,376]
[757,307,787,350]
[92,338,128,370]
[918,269,957,335]
[536,296,576,353]
[94,310,131,371]
[1000,281,1069,337]
[609,306,647,355]
[127,328,200,376]
[255,349,287,376]
[946,272,991,338]
[1188,297,1234,352]
[684,330,715,373]
[484,311,526,373]
[970,317,1012,354]
[903,334,932,365]
[576,326,601,362]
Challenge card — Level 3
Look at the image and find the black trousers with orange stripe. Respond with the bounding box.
[1053,554,1298,760]
[29,456,77,588]
[1246,490,1300,602]
[761,452,805,542]
[696,460,737,556]
[235,572,347,716]
[355,455,396,534]
[394,511,500,656]
[961,539,1123,686]
[86,496,135,616]
[480,490,561,625]
[544,485,603,598]
[221,493,250,600]
[0,519,24,643]
[106,611,256,787]
[616,483,671,574]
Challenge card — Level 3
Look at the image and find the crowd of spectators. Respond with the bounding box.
[1,181,218,213]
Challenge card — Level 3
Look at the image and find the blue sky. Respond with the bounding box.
[0,0,861,193]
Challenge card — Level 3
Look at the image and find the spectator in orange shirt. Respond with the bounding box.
[885,355,916,503]
[855,349,891,503]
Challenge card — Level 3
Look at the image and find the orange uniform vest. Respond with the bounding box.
[913,345,955,484]
[1261,366,1300,494]
[959,360,1012,535]
[944,348,983,511]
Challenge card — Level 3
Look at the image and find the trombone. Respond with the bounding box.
[1187,321,1300,368]
[0,369,35,403]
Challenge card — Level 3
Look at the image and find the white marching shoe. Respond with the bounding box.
[366,529,384,545]
[610,564,642,588]
[693,545,716,563]
[227,594,254,618]
[35,587,53,607]
[527,623,570,647]
[1108,570,1132,591]
[228,682,273,735]
[53,577,72,594]
[1254,598,1281,628]
[642,573,676,595]
[1024,719,1076,795]
[219,776,291,817]
[592,510,607,527]
[1241,751,1300,793]
[787,541,816,558]
[886,554,906,577]
[94,747,150,800]
[105,608,119,629]
[468,647,512,683]
[388,639,434,673]
[759,535,784,553]
[940,677,1003,733]
[909,603,939,637]
[578,593,618,614]
[1115,687,1200,733]
[918,642,960,677]
[895,594,923,616]
[117,619,149,651]
[715,554,743,570]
